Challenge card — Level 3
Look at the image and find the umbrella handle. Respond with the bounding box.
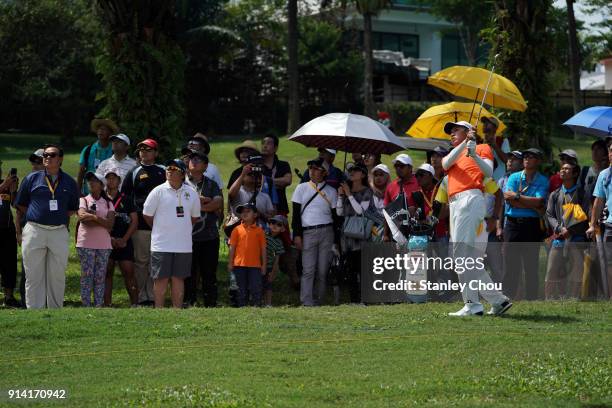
[467,53,500,157]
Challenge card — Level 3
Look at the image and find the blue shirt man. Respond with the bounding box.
[15,169,79,226]
[15,144,79,309]
[504,170,549,218]
[592,167,612,224]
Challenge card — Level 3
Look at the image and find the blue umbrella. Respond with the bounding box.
[563,106,612,138]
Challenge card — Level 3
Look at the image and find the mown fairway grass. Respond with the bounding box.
[0,133,610,407]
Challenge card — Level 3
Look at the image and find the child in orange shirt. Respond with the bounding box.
[228,203,267,306]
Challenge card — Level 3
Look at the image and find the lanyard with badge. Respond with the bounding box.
[46,175,59,211]
[176,187,184,217]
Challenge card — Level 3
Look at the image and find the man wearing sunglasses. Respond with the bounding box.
[143,159,201,308]
[15,144,79,308]
[121,138,166,306]
[184,151,223,307]
[502,148,549,301]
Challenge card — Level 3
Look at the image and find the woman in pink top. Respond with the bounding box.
[77,172,115,306]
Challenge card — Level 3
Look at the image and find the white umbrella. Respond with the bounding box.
[289,113,406,155]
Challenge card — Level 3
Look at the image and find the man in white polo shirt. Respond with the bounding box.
[96,133,137,190]
[142,159,200,308]
[292,158,338,306]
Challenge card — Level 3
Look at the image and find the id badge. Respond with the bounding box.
[94,158,101,168]
[176,206,184,218]
[49,200,58,211]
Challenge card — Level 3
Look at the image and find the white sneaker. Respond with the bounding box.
[448,302,484,316]
[487,300,513,316]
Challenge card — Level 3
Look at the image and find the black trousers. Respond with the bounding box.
[185,238,220,307]
[0,226,17,290]
[346,250,361,303]
[503,217,542,300]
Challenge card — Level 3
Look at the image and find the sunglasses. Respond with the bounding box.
[139,147,154,152]
[43,152,59,158]
[166,166,182,172]
[190,157,204,164]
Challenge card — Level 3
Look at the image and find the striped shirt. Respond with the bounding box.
[265,233,284,270]
[96,155,138,189]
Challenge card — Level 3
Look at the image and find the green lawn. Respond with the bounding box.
[0,133,610,407]
[0,302,610,407]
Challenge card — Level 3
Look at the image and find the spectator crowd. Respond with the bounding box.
[0,117,611,309]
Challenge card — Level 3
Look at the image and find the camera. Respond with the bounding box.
[247,155,264,176]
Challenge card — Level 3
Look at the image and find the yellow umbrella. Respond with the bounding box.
[428,66,527,112]
[406,102,506,139]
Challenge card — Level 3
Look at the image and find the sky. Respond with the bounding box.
[553,0,606,32]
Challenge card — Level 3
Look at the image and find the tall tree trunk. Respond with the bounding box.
[287,0,300,134]
[491,0,553,155]
[363,12,375,118]
[566,0,582,115]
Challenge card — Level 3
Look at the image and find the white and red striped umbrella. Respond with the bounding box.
[289,113,406,155]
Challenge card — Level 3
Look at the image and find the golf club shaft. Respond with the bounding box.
[467,54,500,157]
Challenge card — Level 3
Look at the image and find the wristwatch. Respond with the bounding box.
[514,192,521,201]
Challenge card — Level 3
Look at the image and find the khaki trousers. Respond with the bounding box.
[22,222,69,309]
[132,230,154,302]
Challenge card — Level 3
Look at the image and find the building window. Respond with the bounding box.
[370,32,419,58]
[441,34,468,68]
[441,33,489,68]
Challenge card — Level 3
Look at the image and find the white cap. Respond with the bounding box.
[104,168,122,179]
[110,133,131,146]
[392,153,413,166]
[444,120,474,135]
[372,163,390,175]
[416,163,435,177]
[318,147,336,155]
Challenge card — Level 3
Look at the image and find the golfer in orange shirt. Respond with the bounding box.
[442,121,512,317]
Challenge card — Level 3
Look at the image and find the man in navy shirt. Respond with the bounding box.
[15,144,79,309]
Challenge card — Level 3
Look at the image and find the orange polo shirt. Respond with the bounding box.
[447,144,494,199]
[229,222,266,268]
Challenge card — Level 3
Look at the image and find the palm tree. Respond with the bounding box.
[354,0,391,118]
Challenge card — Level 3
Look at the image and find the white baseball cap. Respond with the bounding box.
[110,133,131,146]
[104,168,122,179]
[318,147,336,155]
[392,153,413,166]
[444,120,474,135]
[416,163,435,177]
[372,163,390,175]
